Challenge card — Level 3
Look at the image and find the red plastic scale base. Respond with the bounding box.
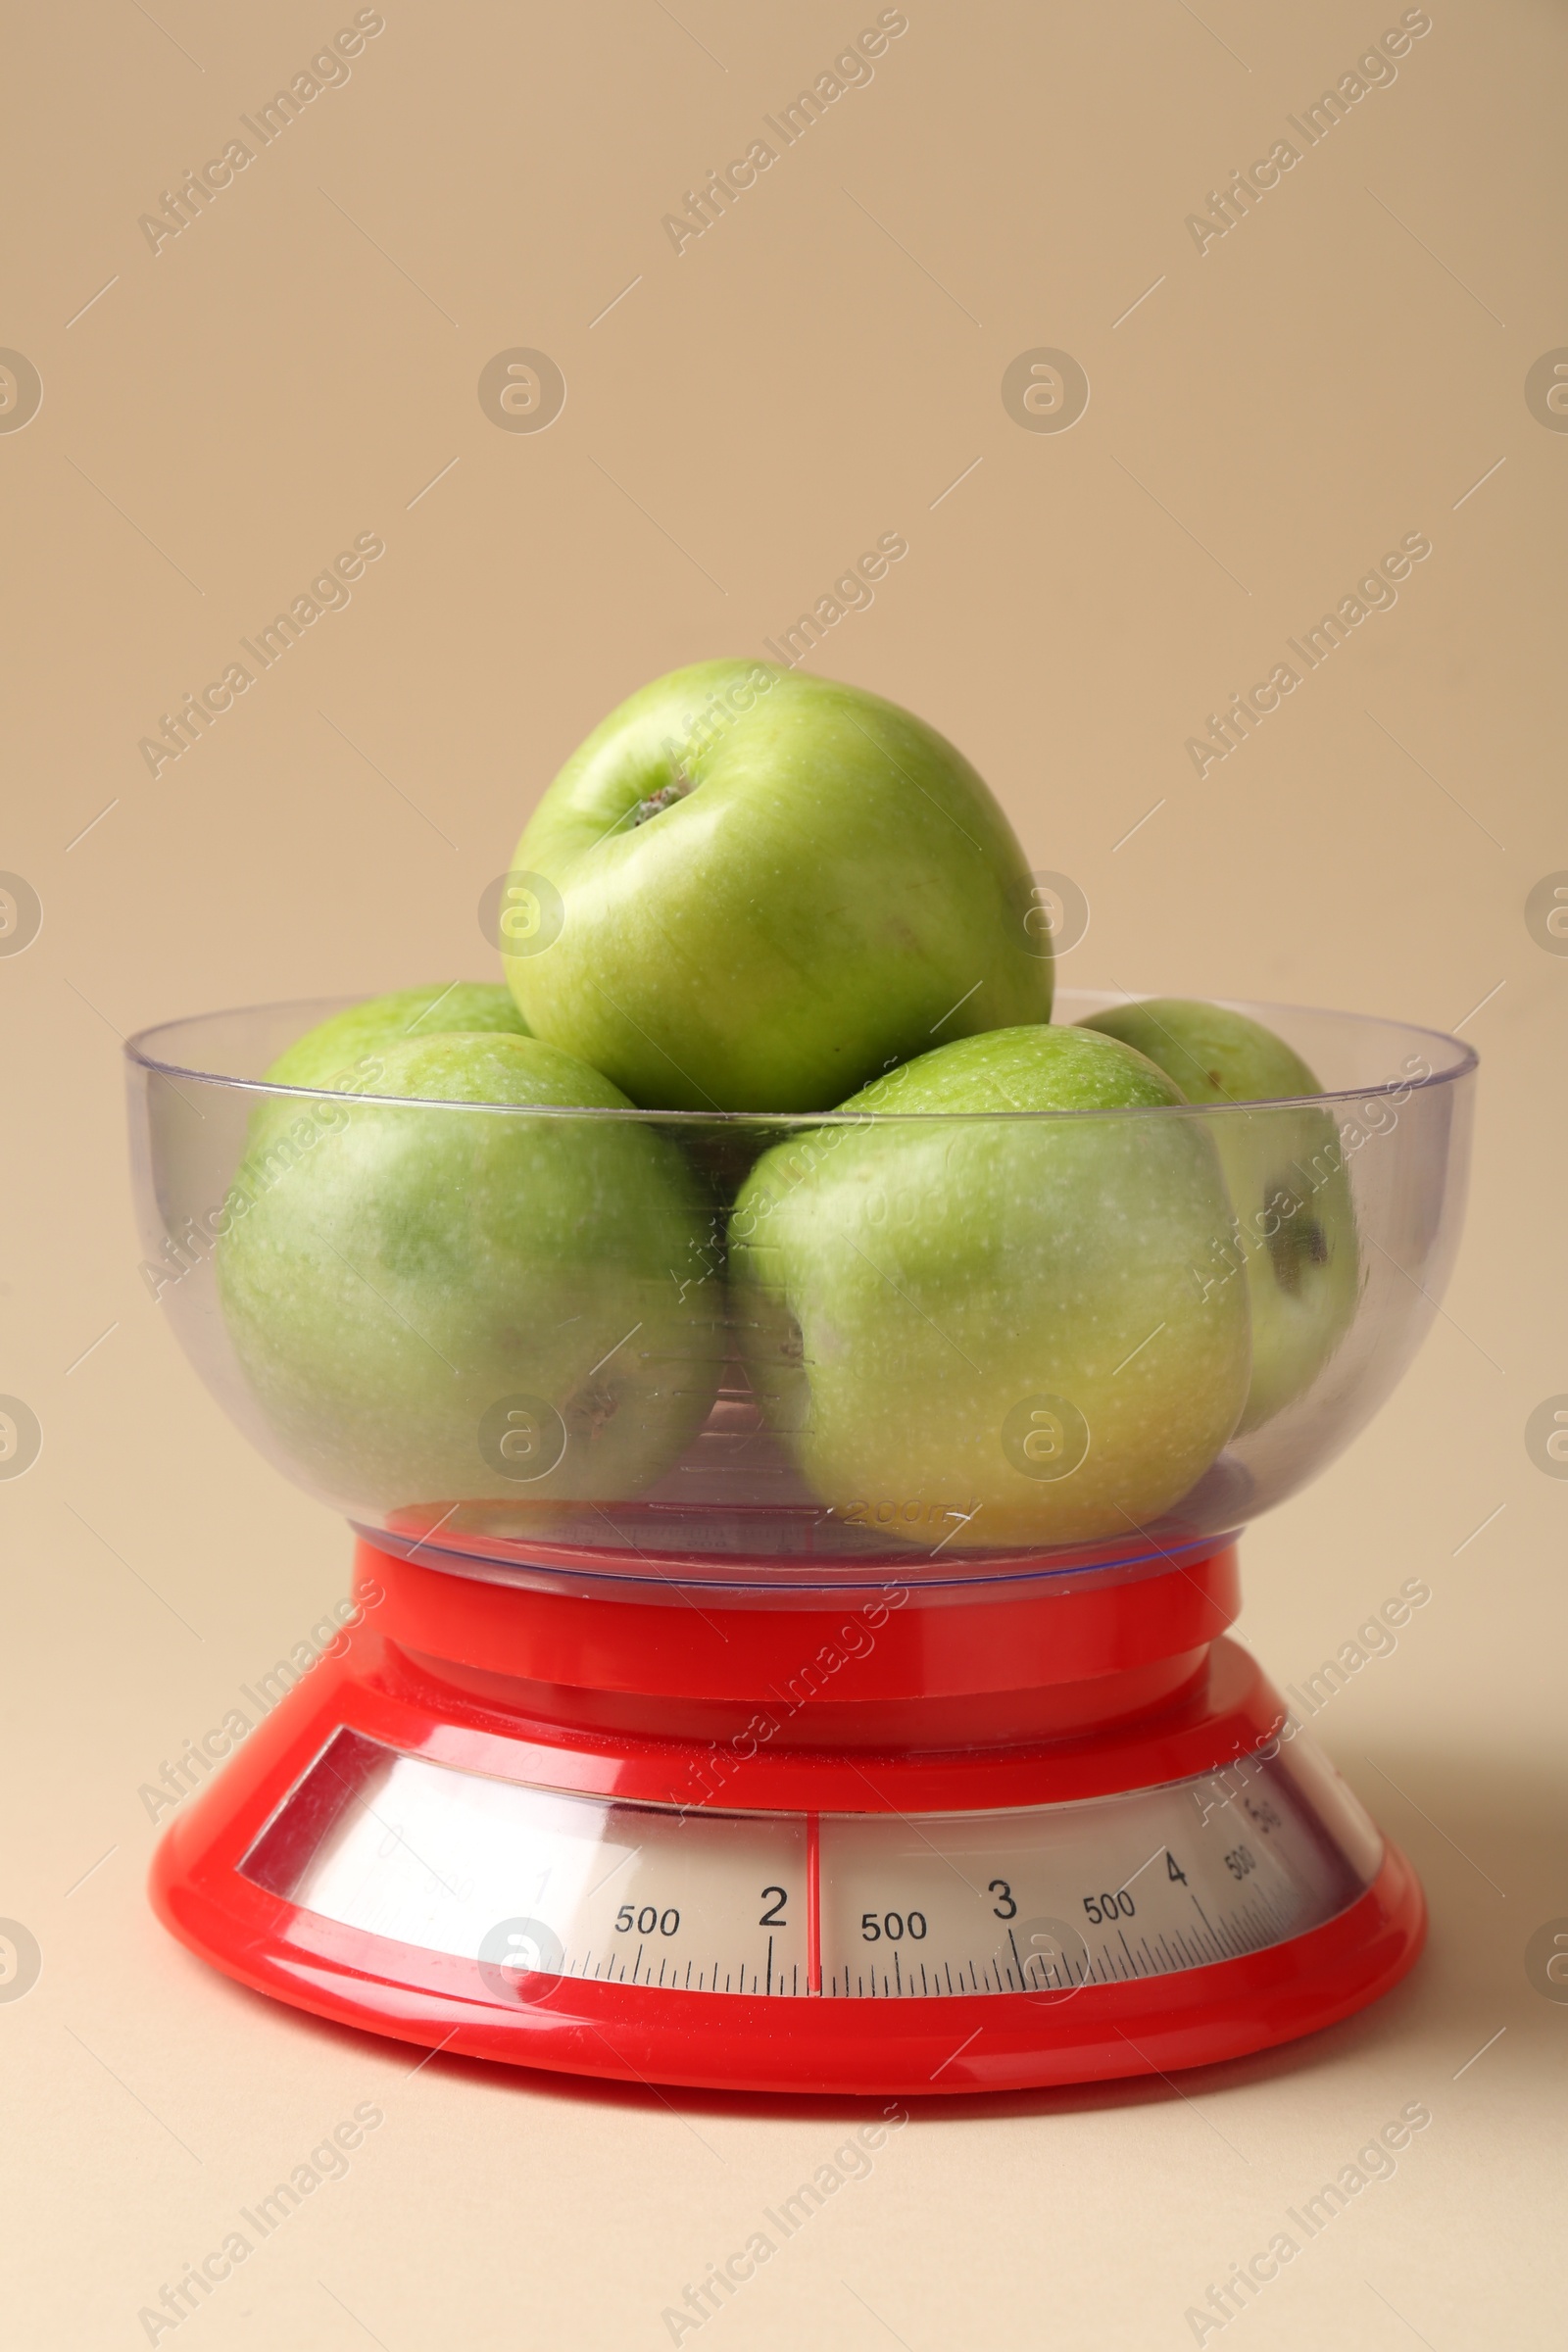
[149,1541,1426,2094]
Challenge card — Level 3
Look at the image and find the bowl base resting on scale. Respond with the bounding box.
[149,1541,1425,2094]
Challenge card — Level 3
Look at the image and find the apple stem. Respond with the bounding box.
[628,767,696,828]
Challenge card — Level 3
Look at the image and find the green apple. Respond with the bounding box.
[246,984,531,1159]
[729,1025,1250,1550]
[219,1032,719,1514]
[504,661,1054,1112]
[1078,1000,1358,1433]
[265,983,529,1093]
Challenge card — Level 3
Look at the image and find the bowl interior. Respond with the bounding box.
[125,994,1475,1592]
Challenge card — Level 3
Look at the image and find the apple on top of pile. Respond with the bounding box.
[219,663,1354,1549]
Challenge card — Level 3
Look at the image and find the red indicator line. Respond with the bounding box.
[807,1813,822,1995]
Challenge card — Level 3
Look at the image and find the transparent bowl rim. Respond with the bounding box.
[122,991,1480,1125]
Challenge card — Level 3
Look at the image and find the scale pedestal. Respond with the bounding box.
[151,1540,1423,2094]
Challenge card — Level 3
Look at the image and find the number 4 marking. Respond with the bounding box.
[1166,1850,1188,1885]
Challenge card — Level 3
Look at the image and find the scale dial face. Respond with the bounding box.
[246,1730,1383,2001]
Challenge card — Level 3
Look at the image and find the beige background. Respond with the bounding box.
[3,0,1565,2343]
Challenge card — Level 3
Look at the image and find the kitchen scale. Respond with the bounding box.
[129,994,1474,2095]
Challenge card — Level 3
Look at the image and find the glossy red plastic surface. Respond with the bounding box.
[362,1539,1242,1750]
[148,1542,1426,2091]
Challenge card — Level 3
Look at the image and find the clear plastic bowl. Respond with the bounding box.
[124,993,1475,1592]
